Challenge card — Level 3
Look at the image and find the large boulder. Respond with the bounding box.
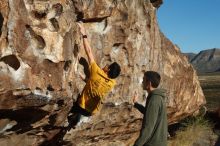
[0,0,205,145]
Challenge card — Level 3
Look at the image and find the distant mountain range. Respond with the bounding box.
[184,48,220,73]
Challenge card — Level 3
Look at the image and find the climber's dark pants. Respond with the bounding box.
[69,103,92,124]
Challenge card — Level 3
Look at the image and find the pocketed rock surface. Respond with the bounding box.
[0,0,205,145]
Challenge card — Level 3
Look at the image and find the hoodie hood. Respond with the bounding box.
[150,88,167,99]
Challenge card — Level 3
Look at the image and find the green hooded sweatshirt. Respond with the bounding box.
[134,89,168,146]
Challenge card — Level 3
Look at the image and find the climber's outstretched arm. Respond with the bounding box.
[77,23,95,64]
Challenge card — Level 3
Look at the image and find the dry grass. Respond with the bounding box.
[199,72,220,110]
[168,117,216,146]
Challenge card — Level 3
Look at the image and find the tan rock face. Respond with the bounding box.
[0,0,205,145]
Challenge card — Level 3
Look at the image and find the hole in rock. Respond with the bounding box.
[76,11,84,22]
[64,60,72,71]
[32,11,47,19]
[50,18,59,31]
[150,0,163,7]
[73,44,79,57]
[52,3,63,17]
[0,13,4,36]
[113,43,123,47]
[81,16,109,23]
[0,55,20,70]
[25,25,46,50]
[76,11,108,23]
[0,12,3,36]
[57,99,64,107]
[35,87,42,90]
[47,84,54,91]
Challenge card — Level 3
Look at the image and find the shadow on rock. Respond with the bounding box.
[39,127,72,146]
[0,108,49,134]
[39,111,80,146]
[215,137,220,146]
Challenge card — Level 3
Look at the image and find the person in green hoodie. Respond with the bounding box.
[132,71,167,146]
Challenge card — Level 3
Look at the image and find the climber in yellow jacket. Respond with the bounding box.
[69,23,121,126]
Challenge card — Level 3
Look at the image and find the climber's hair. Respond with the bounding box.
[108,62,121,79]
[144,71,161,88]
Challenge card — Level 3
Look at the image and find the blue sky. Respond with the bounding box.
[157,0,220,53]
